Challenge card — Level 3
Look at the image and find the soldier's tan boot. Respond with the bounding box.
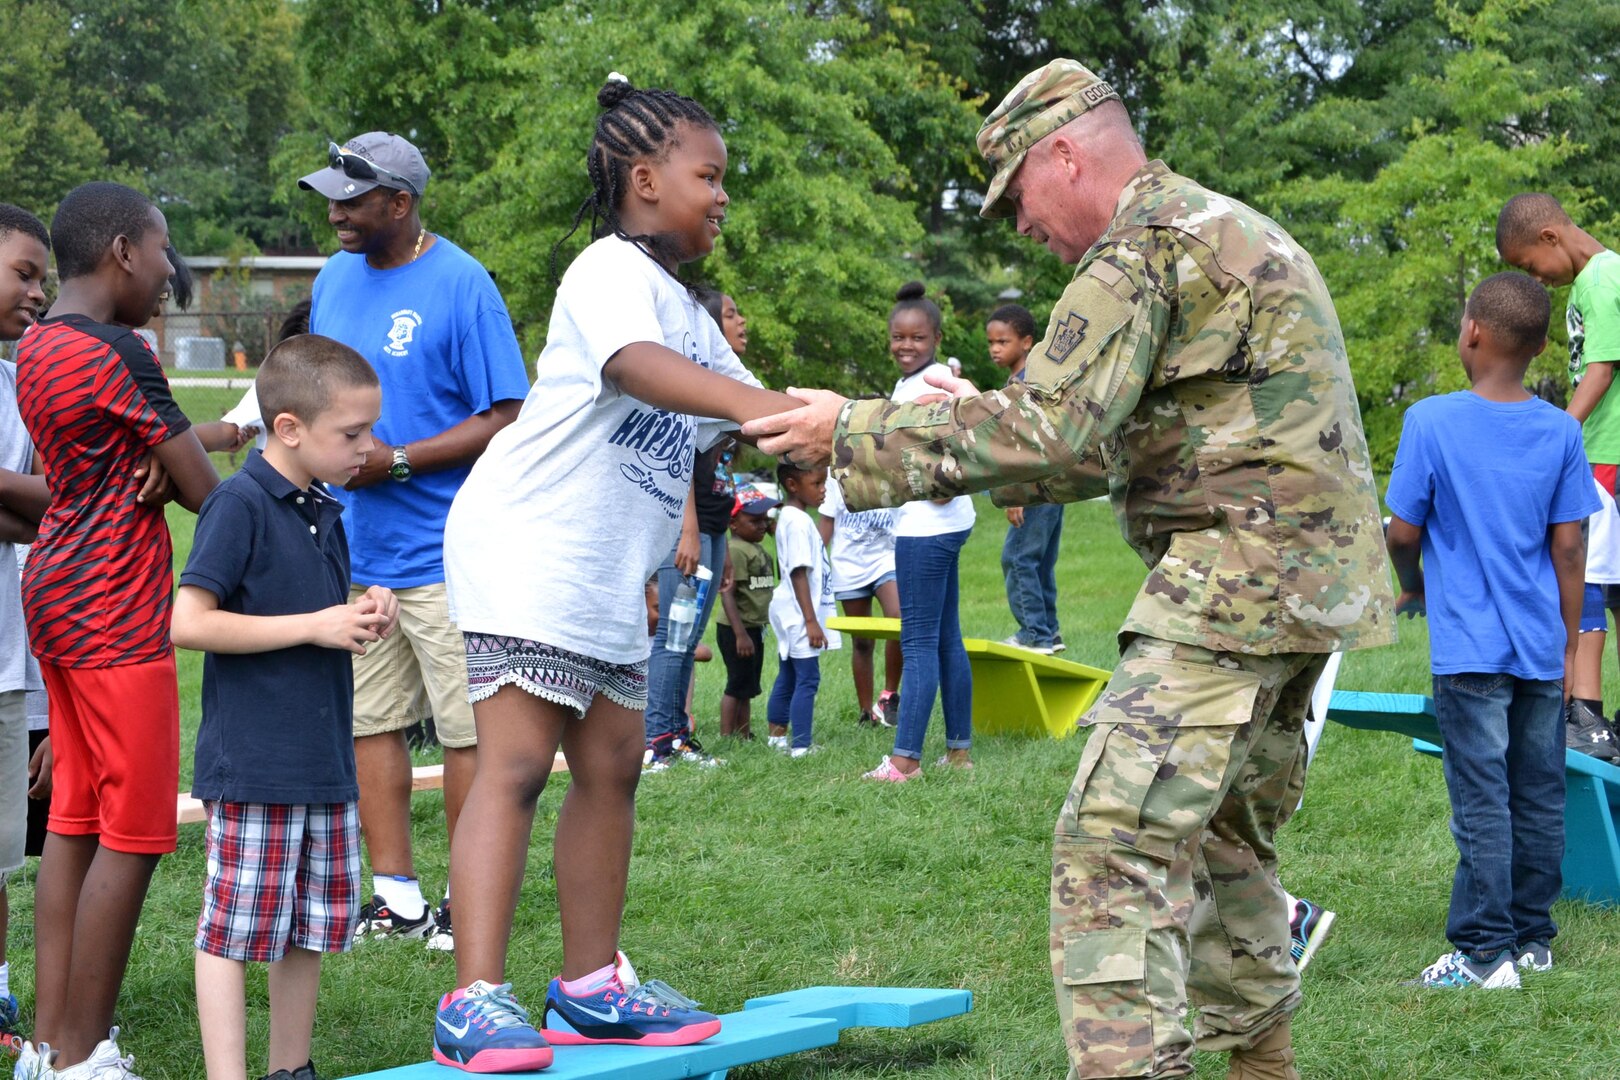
[1226,1019,1300,1080]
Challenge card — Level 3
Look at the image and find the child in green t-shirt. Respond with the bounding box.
[1498,192,1620,756]
[717,490,779,739]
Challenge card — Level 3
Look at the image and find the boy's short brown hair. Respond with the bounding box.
[1466,272,1551,358]
[1496,193,1572,256]
[257,333,379,424]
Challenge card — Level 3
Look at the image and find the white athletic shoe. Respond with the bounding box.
[53,1029,142,1080]
[13,1040,58,1080]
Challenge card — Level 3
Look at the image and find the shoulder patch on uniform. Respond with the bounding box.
[1045,312,1089,364]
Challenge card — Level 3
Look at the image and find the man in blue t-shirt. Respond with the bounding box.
[1386,272,1595,991]
[298,132,529,952]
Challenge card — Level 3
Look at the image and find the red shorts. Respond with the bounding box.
[40,656,180,854]
[1595,463,1617,497]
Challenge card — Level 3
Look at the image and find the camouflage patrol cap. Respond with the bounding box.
[977,59,1121,219]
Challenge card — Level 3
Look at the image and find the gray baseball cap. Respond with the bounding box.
[298,132,431,200]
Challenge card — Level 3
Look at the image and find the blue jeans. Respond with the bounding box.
[1001,503,1064,646]
[767,655,821,749]
[644,530,727,745]
[893,529,973,761]
[1431,672,1565,959]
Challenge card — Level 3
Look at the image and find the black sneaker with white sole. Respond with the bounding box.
[426,899,454,951]
[352,895,432,941]
[1565,699,1620,764]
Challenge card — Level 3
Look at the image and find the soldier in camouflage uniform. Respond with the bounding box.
[744,58,1395,1079]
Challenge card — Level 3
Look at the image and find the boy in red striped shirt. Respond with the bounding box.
[13,182,220,1079]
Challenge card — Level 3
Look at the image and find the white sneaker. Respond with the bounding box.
[53,1029,142,1080]
[13,1040,58,1080]
[425,899,454,952]
[788,745,818,759]
[766,735,789,750]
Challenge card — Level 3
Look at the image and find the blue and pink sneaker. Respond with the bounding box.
[543,973,721,1046]
[433,980,554,1073]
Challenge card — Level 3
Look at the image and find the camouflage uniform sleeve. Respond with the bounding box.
[833,248,1160,512]
[987,447,1110,507]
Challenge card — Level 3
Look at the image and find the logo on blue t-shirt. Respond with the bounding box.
[384,309,423,357]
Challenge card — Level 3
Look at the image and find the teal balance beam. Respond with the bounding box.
[1413,738,1620,908]
[340,985,973,1080]
[1325,690,1442,745]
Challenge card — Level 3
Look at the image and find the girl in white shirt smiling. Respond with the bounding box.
[433,75,796,1071]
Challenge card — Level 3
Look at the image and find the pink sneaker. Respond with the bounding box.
[863,756,916,782]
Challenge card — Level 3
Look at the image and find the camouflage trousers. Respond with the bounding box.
[1052,635,1326,1079]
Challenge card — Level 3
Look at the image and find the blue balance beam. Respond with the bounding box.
[340,985,973,1080]
[1325,690,1442,745]
[1413,738,1620,908]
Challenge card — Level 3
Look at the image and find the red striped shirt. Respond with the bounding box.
[17,315,191,667]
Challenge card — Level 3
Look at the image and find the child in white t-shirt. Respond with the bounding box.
[433,75,797,1068]
[767,462,840,756]
[818,474,901,726]
[865,282,974,783]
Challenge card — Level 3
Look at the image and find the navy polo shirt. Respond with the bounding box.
[180,451,358,804]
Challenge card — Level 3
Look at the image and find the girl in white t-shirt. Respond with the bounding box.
[434,75,795,1066]
[865,282,975,783]
[767,463,840,755]
[818,474,901,726]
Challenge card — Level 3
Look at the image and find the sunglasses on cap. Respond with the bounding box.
[327,142,420,198]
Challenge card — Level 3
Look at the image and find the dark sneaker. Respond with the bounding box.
[673,735,723,767]
[874,691,899,728]
[426,899,454,952]
[1289,898,1336,972]
[1052,635,1067,653]
[1409,950,1520,989]
[0,992,17,1034]
[1515,942,1553,973]
[544,974,720,1046]
[433,980,553,1073]
[1565,699,1620,763]
[352,895,432,941]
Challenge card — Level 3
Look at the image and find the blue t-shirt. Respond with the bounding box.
[180,452,357,804]
[310,238,529,588]
[1386,391,1599,680]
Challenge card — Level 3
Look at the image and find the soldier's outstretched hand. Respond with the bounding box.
[743,387,848,466]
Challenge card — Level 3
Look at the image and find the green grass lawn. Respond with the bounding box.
[8,416,1620,1076]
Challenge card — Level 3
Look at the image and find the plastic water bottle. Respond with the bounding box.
[665,565,713,653]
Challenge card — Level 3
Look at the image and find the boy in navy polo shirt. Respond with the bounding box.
[1386,272,1594,990]
[170,335,399,1080]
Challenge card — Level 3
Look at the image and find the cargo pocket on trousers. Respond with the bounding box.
[1060,928,1155,1078]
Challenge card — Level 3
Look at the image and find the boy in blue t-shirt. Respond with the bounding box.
[1385,272,1596,990]
[170,335,399,1080]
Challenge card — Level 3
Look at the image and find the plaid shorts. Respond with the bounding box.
[195,801,361,962]
[465,633,648,717]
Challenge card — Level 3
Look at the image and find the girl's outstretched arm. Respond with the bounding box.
[604,341,799,424]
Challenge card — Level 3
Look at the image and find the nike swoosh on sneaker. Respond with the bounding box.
[574,1002,621,1023]
[438,1014,473,1039]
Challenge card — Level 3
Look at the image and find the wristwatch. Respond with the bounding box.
[390,445,413,482]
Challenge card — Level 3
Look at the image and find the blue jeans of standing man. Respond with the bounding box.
[1001,502,1064,647]
[1431,672,1565,959]
[893,529,973,762]
[644,530,727,749]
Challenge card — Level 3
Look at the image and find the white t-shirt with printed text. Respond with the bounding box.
[443,236,761,665]
[820,476,896,593]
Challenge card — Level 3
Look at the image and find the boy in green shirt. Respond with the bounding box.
[1498,192,1620,760]
[716,490,778,740]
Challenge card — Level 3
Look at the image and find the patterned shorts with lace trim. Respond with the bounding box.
[464,633,648,717]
